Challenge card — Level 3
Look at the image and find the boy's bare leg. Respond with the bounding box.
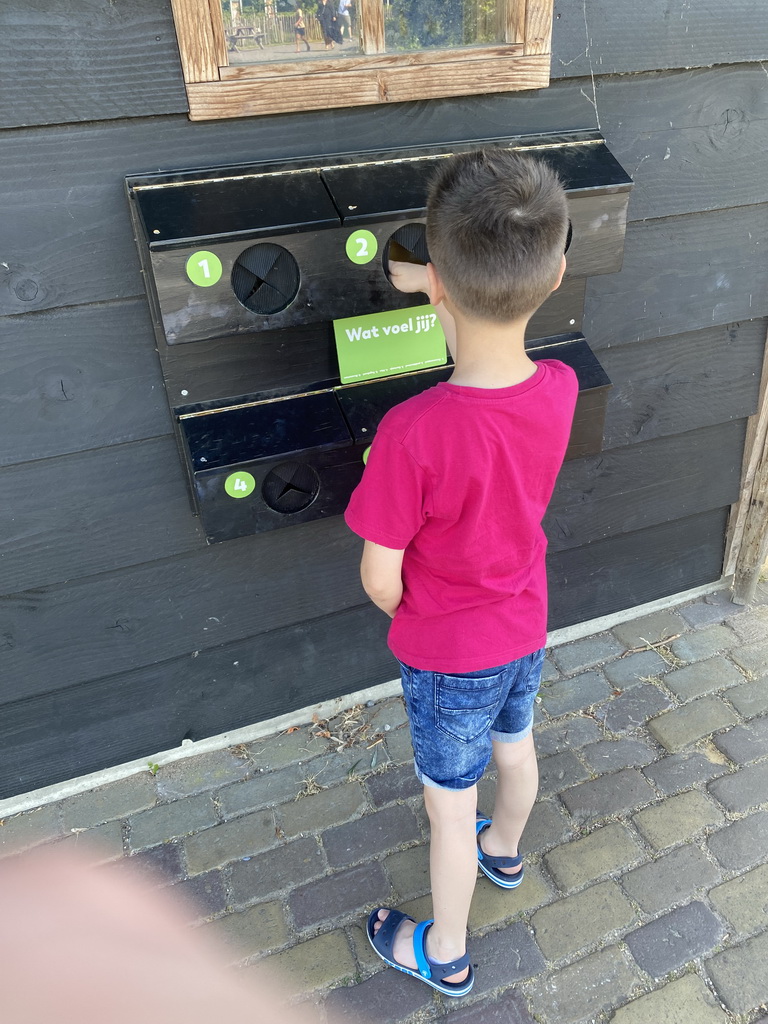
[372,783,477,982]
[480,733,538,875]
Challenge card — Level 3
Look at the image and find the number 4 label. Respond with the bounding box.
[186,250,223,287]
[225,471,256,498]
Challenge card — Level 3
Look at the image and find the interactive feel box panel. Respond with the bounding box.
[127,132,632,544]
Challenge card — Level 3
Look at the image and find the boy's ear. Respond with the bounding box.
[425,262,447,308]
[552,254,567,293]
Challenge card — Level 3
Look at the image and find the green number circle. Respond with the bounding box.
[186,250,223,287]
[362,445,372,465]
[225,471,256,498]
[346,230,378,265]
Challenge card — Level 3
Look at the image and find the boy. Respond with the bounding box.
[343,149,578,996]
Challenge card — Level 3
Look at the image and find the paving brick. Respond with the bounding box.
[611,973,729,1024]
[581,738,657,773]
[526,947,641,1024]
[730,639,768,678]
[625,901,725,979]
[534,715,602,755]
[727,681,768,719]
[707,811,768,872]
[263,929,357,996]
[368,697,408,731]
[612,610,687,649]
[551,633,624,675]
[229,836,325,903]
[61,774,157,829]
[561,768,656,824]
[347,921,383,975]
[620,845,720,915]
[384,725,414,765]
[218,765,307,817]
[714,715,768,763]
[670,624,739,664]
[171,868,227,922]
[445,988,536,1024]
[541,655,560,683]
[538,750,590,795]
[323,805,421,869]
[708,761,768,812]
[632,791,724,850]
[185,810,277,874]
[706,929,768,1014]
[201,900,288,961]
[727,605,768,644]
[537,670,612,717]
[155,749,251,800]
[469,863,552,931]
[643,751,727,795]
[603,649,669,689]
[277,782,368,838]
[520,798,573,853]
[366,765,422,807]
[323,962,433,1023]
[469,921,546,997]
[544,823,644,892]
[124,840,185,884]
[647,696,739,752]
[662,657,745,701]
[708,864,768,936]
[384,843,430,901]
[0,804,63,855]
[127,793,218,851]
[289,861,392,931]
[54,820,125,863]
[532,880,637,959]
[596,683,675,734]
[247,728,328,770]
[679,599,733,628]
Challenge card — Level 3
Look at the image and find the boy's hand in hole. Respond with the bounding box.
[388,259,429,295]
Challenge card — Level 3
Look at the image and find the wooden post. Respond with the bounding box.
[170,0,227,83]
[359,0,385,54]
[499,0,527,44]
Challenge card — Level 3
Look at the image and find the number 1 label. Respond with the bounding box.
[186,250,223,287]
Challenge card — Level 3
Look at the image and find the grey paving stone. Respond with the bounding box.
[620,845,720,915]
[647,696,739,752]
[323,962,433,1023]
[323,805,421,869]
[53,820,125,863]
[707,811,768,872]
[537,670,612,717]
[155,749,251,799]
[633,791,724,850]
[611,973,729,1024]
[551,633,624,675]
[383,726,414,765]
[277,782,368,838]
[201,900,289,961]
[670,624,739,664]
[218,764,307,817]
[611,610,687,649]
[708,761,768,813]
[561,768,656,824]
[61,774,157,829]
[544,823,644,892]
[662,657,745,701]
[229,836,325,903]
[624,901,725,979]
[444,988,536,1024]
[520,799,573,854]
[581,738,657,773]
[526,947,641,1024]
[531,880,637,960]
[679,599,733,628]
[706,929,768,1014]
[171,868,227,922]
[246,728,328,770]
[714,716,768,764]
[541,655,560,684]
[596,683,675,734]
[730,639,768,678]
[469,921,546,997]
[384,843,430,901]
[366,764,422,807]
[533,715,602,756]
[261,929,356,996]
[708,863,768,936]
[124,840,185,884]
[0,804,63,855]
[603,650,669,689]
[185,809,277,874]
[643,752,727,795]
[290,861,392,930]
[726,605,768,645]
[127,793,218,851]
[727,681,768,719]
[538,750,590,795]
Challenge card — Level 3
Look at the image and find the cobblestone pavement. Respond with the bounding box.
[2,585,768,1023]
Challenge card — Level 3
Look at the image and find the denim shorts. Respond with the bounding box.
[398,648,545,791]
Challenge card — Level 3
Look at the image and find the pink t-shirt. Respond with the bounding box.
[344,360,578,672]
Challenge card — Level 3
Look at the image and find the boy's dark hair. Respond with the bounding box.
[426,148,569,322]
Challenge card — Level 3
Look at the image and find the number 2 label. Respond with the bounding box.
[346,230,377,265]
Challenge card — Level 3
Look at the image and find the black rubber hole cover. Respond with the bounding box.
[262,461,320,514]
[232,243,300,315]
[383,222,430,281]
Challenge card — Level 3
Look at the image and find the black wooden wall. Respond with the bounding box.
[1,0,767,798]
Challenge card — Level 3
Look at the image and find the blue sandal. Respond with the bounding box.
[476,816,524,889]
[366,908,474,997]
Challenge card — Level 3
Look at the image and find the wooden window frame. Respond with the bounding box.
[170,0,554,120]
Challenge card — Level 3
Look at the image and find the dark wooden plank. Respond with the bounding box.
[552,0,768,78]
[0,437,204,596]
[0,299,169,468]
[583,204,768,350]
[599,320,767,449]
[0,603,391,800]
[549,507,729,629]
[0,0,188,129]
[545,419,746,552]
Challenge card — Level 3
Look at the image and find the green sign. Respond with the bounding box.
[345,229,378,265]
[224,471,256,498]
[333,304,447,385]
[186,250,223,287]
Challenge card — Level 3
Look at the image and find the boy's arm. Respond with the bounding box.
[360,540,404,618]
